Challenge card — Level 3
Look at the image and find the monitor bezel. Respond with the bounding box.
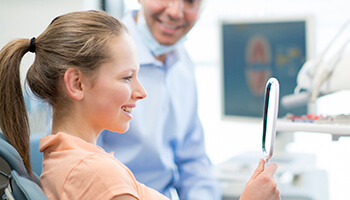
[219,15,315,122]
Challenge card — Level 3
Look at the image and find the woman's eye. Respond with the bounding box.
[184,0,195,4]
[123,76,132,81]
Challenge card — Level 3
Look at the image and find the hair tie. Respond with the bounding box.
[29,37,36,53]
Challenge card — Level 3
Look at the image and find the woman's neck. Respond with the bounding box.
[51,112,99,144]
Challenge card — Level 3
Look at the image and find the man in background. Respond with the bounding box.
[98,0,222,199]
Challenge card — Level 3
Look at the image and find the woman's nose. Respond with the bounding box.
[133,80,147,100]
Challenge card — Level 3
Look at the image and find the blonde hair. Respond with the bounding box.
[0,10,128,175]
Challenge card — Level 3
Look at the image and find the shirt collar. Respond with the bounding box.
[39,132,105,154]
[122,10,180,68]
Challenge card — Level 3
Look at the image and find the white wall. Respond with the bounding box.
[0,0,89,81]
[0,0,87,48]
[0,0,88,133]
[187,0,350,158]
[185,1,350,200]
[2,0,350,199]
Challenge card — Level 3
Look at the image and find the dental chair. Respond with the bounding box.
[29,134,44,176]
[0,133,48,200]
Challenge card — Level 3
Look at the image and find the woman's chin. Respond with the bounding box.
[106,124,129,134]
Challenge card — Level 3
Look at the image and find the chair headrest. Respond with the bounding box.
[0,133,29,178]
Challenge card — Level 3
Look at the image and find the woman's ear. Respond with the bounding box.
[64,68,84,101]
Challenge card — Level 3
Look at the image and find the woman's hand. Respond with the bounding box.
[240,159,280,200]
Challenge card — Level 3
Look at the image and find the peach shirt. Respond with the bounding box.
[39,132,168,200]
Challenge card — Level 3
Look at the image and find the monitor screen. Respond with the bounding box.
[220,16,314,120]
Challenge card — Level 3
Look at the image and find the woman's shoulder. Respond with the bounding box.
[62,154,141,199]
[69,153,130,179]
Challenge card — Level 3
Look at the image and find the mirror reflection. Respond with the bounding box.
[262,77,279,163]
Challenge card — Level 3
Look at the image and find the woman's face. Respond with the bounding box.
[82,33,147,133]
[138,0,202,45]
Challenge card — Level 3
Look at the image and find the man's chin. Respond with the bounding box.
[155,35,180,46]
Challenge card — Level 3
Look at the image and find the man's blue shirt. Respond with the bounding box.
[97,10,221,200]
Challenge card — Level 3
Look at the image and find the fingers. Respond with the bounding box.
[241,160,280,200]
[275,187,281,200]
[249,158,265,181]
[269,186,281,200]
[262,162,278,177]
[261,163,280,200]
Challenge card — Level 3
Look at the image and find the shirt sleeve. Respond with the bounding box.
[61,154,141,200]
[173,110,222,200]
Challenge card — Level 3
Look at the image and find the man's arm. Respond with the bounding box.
[174,112,222,200]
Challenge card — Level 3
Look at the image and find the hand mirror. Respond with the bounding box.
[262,77,279,164]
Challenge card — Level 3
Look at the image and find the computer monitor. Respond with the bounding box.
[220,16,314,120]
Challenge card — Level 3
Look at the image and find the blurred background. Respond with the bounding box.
[1,0,350,199]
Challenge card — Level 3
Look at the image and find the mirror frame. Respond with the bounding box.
[262,77,280,163]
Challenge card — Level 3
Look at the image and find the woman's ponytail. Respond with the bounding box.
[0,38,33,175]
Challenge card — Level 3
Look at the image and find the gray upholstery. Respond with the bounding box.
[0,133,48,199]
[30,134,44,176]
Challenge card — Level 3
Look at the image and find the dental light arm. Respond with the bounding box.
[308,35,350,113]
[282,18,350,113]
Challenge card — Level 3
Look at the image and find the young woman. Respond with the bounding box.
[0,10,279,200]
[0,10,168,200]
